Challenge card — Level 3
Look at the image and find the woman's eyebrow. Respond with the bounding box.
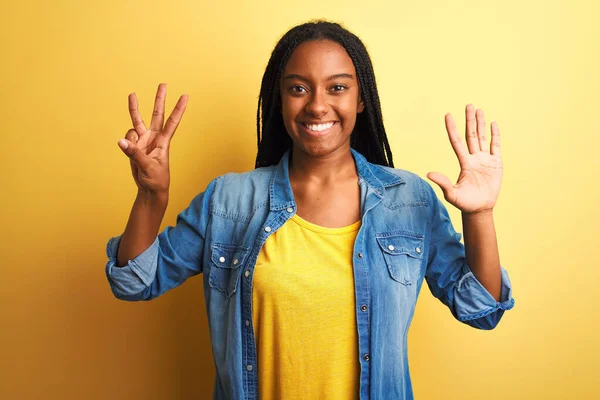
[326,73,354,81]
[282,73,355,81]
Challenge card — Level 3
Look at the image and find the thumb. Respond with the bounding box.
[117,139,150,169]
[427,172,455,200]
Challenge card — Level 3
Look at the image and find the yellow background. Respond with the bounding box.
[1,0,598,398]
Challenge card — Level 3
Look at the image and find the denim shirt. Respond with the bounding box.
[105,149,515,400]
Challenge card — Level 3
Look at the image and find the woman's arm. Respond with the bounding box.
[427,104,505,302]
[462,210,501,301]
[116,191,168,267]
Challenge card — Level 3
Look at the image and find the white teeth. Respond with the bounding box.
[305,122,334,132]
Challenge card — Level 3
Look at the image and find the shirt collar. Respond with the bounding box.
[269,148,405,211]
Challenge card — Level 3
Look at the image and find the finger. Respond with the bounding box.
[476,109,488,152]
[159,94,189,146]
[427,172,457,203]
[128,93,147,134]
[490,121,501,156]
[150,83,167,134]
[117,139,152,170]
[124,128,139,144]
[445,113,468,163]
[465,104,479,153]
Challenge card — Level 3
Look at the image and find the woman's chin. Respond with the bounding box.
[292,140,350,160]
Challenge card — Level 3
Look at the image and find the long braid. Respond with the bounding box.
[255,20,394,168]
[344,34,394,167]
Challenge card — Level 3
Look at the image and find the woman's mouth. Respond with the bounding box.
[299,121,337,137]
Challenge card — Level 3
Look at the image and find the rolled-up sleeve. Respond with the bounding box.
[105,235,160,300]
[105,180,215,302]
[424,183,515,330]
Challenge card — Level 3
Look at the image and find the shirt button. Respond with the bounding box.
[360,305,368,312]
[244,270,250,278]
[388,244,395,251]
[286,207,294,213]
[219,256,225,263]
[247,364,253,371]
[264,226,272,233]
[357,253,363,259]
[245,320,250,327]
[233,259,239,265]
[363,354,370,361]
[416,247,421,254]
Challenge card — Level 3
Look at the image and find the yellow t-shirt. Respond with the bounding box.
[252,214,361,400]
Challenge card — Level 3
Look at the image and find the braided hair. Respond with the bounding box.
[255,20,394,168]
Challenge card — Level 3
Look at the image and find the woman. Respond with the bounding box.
[106,20,514,400]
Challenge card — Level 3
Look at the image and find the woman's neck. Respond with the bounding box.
[289,146,357,185]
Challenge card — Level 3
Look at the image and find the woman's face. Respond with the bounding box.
[280,39,364,159]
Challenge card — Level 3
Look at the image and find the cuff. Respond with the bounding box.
[454,266,515,322]
[105,235,160,298]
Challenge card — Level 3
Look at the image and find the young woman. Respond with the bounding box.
[106,21,514,400]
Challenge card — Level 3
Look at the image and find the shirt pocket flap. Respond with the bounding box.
[376,235,424,259]
[210,243,250,269]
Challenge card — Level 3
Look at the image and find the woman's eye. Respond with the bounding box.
[331,84,347,92]
[290,86,307,94]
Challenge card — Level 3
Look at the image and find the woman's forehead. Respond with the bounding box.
[283,40,357,79]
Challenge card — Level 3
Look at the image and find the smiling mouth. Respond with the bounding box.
[300,121,337,136]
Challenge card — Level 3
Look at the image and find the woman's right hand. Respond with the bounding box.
[118,83,188,196]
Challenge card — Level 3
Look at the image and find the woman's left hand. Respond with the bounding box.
[427,104,503,214]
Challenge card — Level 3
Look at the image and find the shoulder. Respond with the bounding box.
[203,166,276,219]
[374,165,436,207]
[376,165,425,185]
[210,166,275,192]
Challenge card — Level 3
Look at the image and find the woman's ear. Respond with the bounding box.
[357,97,364,113]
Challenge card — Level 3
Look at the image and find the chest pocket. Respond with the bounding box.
[376,233,424,285]
[208,243,250,298]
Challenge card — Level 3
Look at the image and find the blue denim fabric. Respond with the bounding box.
[106,149,515,400]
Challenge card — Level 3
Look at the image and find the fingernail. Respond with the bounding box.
[118,139,129,150]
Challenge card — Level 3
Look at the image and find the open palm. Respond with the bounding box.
[427,105,503,214]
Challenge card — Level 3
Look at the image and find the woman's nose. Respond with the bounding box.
[304,91,328,117]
